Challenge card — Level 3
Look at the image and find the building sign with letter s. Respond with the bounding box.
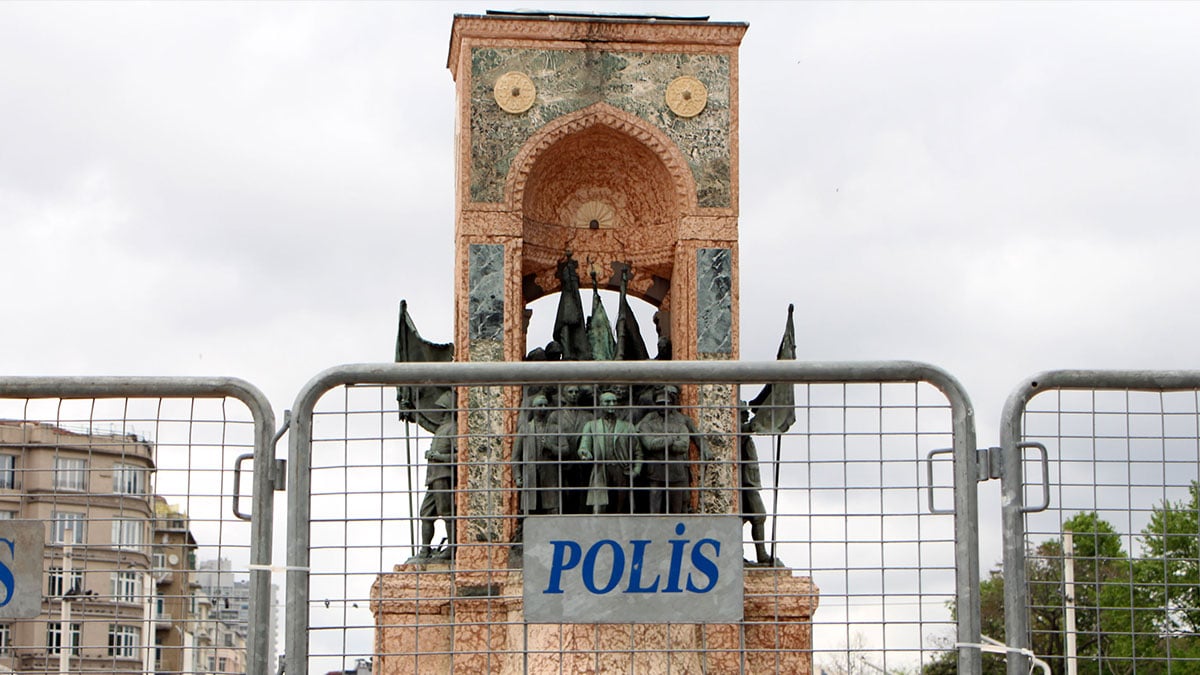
[523,516,743,623]
[0,521,45,619]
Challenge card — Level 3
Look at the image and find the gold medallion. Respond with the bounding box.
[665,76,707,118]
[494,71,536,114]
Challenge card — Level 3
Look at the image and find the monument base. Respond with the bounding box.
[371,562,819,674]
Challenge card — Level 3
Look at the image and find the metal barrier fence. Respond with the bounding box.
[0,377,278,675]
[1001,371,1200,675]
[10,366,1200,673]
[285,360,981,674]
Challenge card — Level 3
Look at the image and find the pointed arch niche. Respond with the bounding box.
[508,104,696,358]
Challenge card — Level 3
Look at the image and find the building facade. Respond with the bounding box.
[0,421,211,674]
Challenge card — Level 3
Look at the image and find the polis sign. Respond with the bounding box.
[523,515,744,623]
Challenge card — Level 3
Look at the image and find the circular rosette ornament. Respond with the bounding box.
[572,200,617,230]
[665,76,707,118]
[494,71,536,114]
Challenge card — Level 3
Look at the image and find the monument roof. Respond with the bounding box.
[447,10,748,75]
[484,9,712,22]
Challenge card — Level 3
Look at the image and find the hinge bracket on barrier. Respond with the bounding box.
[977,446,1003,482]
[271,410,289,492]
[925,446,1003,514]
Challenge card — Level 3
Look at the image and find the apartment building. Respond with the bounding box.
[0,420,205,673]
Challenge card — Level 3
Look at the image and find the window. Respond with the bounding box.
[47,567,84,597]
[111,518,144,551]
[53,457,86,491]
[46,621,81,655]
[111,571,140,603]
[0,511,15,520]
[0,455,14,489]
[0,624,11,654]
[219,656,228,672]
[50,512,85,544]
[112,463,144,495]
[107,624,140,659]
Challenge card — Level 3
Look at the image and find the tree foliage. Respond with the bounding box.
[924,488,1200,673]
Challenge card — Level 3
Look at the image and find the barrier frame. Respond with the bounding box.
[285,359,982,674]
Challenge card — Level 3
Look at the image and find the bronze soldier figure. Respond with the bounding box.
[547,384,594,513]
[636,385,709,514]
[739,404,777,565]
[416,391,456,560]
[513,394,563,519]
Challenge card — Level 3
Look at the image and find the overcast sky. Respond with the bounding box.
[4,0,1198,438]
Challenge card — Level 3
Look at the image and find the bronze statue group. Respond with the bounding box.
[400,254,794,567]
[414,381,777,567]
[514,383,708,519]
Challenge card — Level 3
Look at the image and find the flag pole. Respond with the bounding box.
[397,301,418,559]
[404,419,417,559]
[769,433,782,564]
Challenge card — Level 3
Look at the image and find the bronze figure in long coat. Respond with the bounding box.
[578,392,643,513]
[513,395,562,514]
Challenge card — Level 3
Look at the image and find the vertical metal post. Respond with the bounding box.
[182,623,195,675]
[1063,531,1077,675]
[949,379,982,674]
[286,376,319,675]
[247,393,279,675]
[1000,385,1032,675]
[143,568,155,674]
[59,529,71,675]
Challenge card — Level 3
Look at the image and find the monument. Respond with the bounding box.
[373,11,818,673]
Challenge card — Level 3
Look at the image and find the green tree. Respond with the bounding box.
[923,512,1192,675]
[923,534,1065,674]
[1130,482,1200,667]
[1137,482,1200,633]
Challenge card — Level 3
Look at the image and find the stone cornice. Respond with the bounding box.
[448,14,748,77]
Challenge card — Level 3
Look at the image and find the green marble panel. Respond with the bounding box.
[469,47,732,207]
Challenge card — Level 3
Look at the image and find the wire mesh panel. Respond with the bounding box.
[0,378,277,675]
[1001,371,1200,674]
[286,361,980,674]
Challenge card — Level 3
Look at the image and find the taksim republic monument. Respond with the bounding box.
[371,10,819,673]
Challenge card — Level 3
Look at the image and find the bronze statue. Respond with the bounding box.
[546,384,594,513]
[394,300,455,433]
[578,391,643,514]
[552,253,591,360]
[513,395,563,520]
[614,264,649,361]
[414,391,457,561]
[738,404,777,566]
[587,270,616,361]
[635,385,710,514]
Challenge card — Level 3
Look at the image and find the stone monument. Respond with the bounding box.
[373,11,817,673]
